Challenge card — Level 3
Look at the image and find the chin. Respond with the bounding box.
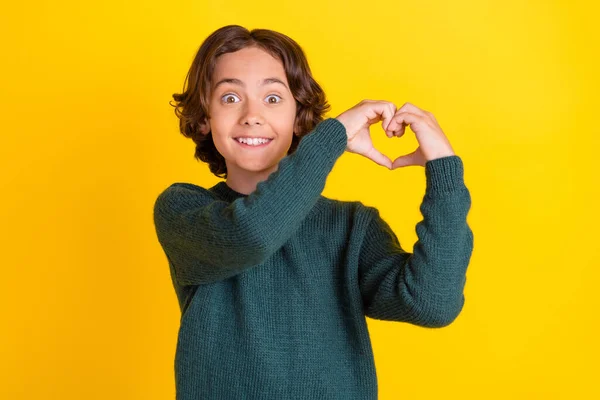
[244,163,278,173]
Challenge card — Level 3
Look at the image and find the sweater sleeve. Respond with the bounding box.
[357,155,474,328]
[153,118,347,286]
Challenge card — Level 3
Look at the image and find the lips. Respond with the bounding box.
[234,138,273,148]
[233,137,274,140]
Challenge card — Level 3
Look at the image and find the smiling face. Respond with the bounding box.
[199,46,298,191]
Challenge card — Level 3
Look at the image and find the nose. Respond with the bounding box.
[240,98,264,126]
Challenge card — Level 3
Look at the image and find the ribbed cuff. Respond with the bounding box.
[425,155,466,194]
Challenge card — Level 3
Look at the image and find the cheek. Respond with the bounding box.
[270,109,296,132]
[206,107,233,129]
[207,117,229,139]
[207,126,231,155]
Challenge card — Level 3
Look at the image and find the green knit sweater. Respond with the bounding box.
[153,118,474,399]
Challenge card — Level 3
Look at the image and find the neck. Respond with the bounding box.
[225,164,279,195]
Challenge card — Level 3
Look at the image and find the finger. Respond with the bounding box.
[387,120,406,138]
[364,147,393,169]
[397,102,429,117]
[387,111,421,134]
[392,150,419,169]
[381,110,395,138]
[364,101,396,136]
[393,122,406,138]
[380,105,395,138]
[383,103,396,136]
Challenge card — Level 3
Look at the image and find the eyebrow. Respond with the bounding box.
[213,77,289,91]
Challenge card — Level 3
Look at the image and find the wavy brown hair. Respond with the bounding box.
[169,25,331,178]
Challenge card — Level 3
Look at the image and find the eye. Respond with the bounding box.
[221,93,240,104]
[266,94,282,104]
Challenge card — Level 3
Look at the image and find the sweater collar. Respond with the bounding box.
[210,181,248,201]
[208,181,328,216]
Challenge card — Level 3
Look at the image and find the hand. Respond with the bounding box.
[335,100,397,169]
[385,102,456,168]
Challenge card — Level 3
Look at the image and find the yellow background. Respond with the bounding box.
[2,0,598,398]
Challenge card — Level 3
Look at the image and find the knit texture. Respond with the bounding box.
[153,118,474,399]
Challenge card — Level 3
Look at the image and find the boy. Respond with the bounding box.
[154,25,473,399]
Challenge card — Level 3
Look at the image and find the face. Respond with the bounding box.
[200,46,298,181]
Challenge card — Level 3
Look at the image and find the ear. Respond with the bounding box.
[199,118,211,135]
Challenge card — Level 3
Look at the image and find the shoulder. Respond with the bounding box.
[154,182,217,214]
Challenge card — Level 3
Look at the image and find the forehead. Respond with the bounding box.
[212,46,288,84]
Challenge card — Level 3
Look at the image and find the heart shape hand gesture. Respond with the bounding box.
[335,100,456,169]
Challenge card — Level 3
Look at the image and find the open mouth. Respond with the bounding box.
[233,137,274,148]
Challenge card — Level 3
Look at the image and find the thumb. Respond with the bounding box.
[364,147,393,169]
[392,150,420,169]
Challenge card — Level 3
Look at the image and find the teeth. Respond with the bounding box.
[236,138,271,146]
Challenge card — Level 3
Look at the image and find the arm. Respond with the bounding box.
[153,118,347,286]
[358,155,474,328]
